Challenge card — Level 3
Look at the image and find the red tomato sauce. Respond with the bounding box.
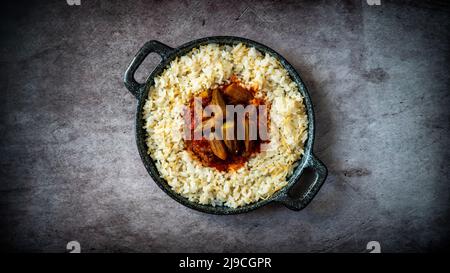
[183,77,269,172]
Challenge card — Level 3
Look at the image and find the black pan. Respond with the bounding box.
[124,36,327,214]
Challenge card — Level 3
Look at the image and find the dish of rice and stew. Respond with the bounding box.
[142,43,308,208]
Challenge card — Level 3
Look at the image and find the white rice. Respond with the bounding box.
[142,43,308,208]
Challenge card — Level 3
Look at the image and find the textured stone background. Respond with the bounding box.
[0,0,449,252]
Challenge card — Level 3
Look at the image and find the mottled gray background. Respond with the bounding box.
[0,0,449,252]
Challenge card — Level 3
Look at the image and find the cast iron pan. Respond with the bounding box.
[124,36,327,214]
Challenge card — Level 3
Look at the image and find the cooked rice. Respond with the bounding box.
[142,43,308,208]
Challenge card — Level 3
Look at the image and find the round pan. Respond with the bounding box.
[124,36,327,214]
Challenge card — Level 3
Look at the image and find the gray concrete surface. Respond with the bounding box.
[0,0,449,252]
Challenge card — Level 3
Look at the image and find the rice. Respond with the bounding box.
[142,43,308,208]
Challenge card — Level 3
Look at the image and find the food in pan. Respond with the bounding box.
[142,43,308,208]
[184,76,268,172]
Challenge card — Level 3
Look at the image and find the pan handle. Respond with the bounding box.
[123,40,174,99]
[276,153,327,211]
